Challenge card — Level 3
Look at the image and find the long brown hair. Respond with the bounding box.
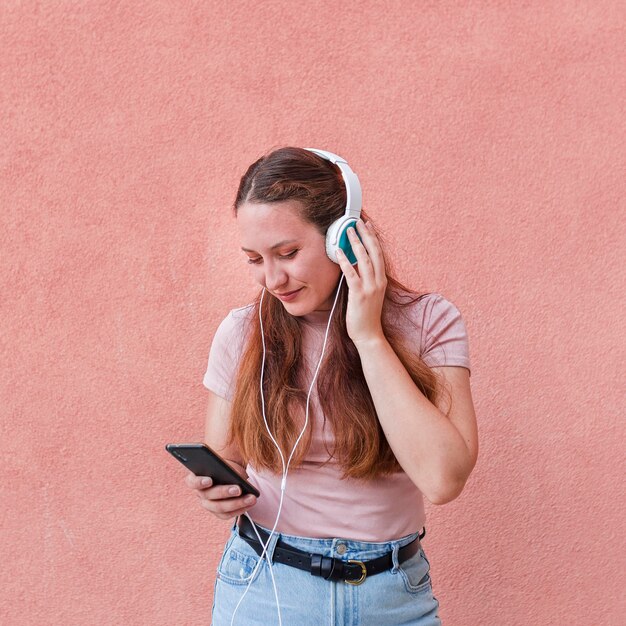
[228,147,448,480]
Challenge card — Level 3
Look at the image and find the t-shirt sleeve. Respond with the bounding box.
[202,308,251,400]
[420,293,472,376]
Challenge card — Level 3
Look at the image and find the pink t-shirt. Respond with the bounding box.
[203,292,471,541]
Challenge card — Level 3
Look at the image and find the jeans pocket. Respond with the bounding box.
[397,546,432,594]
[216,531,264,586]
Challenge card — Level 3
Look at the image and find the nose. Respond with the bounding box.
[263,260,289,292]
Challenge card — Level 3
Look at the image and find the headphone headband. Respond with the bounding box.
[304,148,362,220]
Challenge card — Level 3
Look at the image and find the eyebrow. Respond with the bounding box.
[241,240,299,253]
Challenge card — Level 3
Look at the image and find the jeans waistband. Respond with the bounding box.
[236,515,423,584]
[234,516,425,560]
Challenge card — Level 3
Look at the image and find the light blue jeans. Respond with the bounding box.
[211,518,441,626]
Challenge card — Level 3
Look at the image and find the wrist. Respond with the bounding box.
[352,332,388,352]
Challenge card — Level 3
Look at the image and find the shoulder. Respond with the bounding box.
[215,302,256,334]
[231,302,256,318]
[210,302,256,352]
[388,290,463,328]
[389,291,471,374]
[420,292,466,325]
[203,302,256,397]
[420,293,471,373]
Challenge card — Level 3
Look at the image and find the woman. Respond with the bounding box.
[185,147,478,625]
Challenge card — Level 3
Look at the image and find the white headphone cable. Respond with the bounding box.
[229,274,345,626]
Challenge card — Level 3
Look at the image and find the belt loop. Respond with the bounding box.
[390,543,401,573]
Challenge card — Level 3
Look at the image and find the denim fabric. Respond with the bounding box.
[211,519,441,626]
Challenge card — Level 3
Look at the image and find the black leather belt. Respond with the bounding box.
[237,516,425,585]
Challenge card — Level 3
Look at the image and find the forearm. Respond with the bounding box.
[355,335,473,504]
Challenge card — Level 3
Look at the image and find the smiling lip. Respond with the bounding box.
[275,288,303,301]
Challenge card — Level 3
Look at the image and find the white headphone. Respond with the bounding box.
[230,148,359,625]
[304,148,363,265]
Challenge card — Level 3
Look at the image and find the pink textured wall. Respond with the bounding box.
[1,2,624,624]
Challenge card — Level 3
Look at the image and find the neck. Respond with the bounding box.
[299,308,332,327]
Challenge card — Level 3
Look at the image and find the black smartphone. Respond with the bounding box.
[165,443,260,498]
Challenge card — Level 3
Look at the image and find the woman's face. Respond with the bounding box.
[237,200,341,322]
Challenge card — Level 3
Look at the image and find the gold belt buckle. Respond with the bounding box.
[345,560,367,585]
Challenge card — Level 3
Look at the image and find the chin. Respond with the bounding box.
[280,298,316,317]
[281,301,307,314]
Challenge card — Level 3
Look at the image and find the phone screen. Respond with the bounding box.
[165,443,260,497]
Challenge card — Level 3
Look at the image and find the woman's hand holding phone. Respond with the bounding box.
[184,459,258,520]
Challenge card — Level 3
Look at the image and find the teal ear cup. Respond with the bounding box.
[337,220,363,265]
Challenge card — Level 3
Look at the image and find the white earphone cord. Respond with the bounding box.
[229,274,346,626]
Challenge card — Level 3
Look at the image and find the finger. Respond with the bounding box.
[185,473,213,490]
[335,248,360,288]
[358,220,386,283]
[347,223,375,282]
[201,494,257,515]
[202,484,251,501]
[214,504,255,520]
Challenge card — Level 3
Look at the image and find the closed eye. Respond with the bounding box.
[246,250,299,265]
